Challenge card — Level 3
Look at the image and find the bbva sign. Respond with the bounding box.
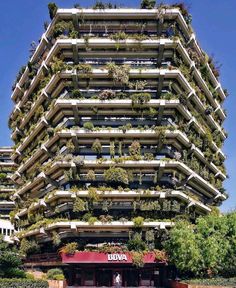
[107,254,128,261]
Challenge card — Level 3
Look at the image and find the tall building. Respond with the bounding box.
[0,147,15,241]
[8,4,227,287]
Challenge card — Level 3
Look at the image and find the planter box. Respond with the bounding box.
[169,280,234,288]
[48,280,67,288]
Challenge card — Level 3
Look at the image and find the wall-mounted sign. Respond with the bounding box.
[107,254,128,261]
[61,251,160,264]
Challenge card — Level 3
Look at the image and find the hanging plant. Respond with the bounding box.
[131,251,145,267]
[110,141,115,158]
[146,229,155,242]
[127,232,146,251]
[129,141,141,160]
[92,138,103,155]
[52,231,61,247]
[73,197,88,212]
[102,200,109,212]
[86,170,96,181]
[66,139,75,153]
[139,171,143,185]
[88,187,100,201]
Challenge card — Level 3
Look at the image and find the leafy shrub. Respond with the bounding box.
[129,141,141,160]
[60,242,78,255]
[185,277,236,286]
[75,63,92,77]
[71,89,81,98]
[110,31,128,41]
[104,167,129,185]
[73,197,88,212]
[50,57,66,73]
[86,170,96,181]
[127,233,147,251]
[0,279,48,288]
[106,62,130,86]
[98,90,116,100]
[88,216,98,225]
[0,173,6,179]
[19,239,40,256]
[51,231,61,247]
[83,121,94,131]
[46,268,64,280]
[52,21,74,38]
[131,251,144,267]
[131,92,151,106]
[153,249,168,262]
[133,216,144,227]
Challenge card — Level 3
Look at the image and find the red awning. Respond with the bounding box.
[61,251,162,264]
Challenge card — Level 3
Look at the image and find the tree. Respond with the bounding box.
[164,212,236,278]
[196,214,229,276]
[0,236,25,278]
[140,0,156,9]
[220,213,236,276]
[164,221,202,276]
[48,3,58,20]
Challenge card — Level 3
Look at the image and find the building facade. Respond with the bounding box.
[0,147,15,241]
[8,4,227,287]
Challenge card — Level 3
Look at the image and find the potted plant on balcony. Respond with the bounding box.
[60,242,78,255]
[104,167,129,185]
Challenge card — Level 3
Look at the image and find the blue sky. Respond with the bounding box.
[0,0,235,212]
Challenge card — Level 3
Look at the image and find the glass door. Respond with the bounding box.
[123,269,139,287]
[97,269,112,287]
[83,269,95,286]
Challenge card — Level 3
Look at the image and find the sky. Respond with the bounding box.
[0,0,235,212]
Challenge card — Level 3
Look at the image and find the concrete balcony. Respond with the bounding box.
[15,188,211,219]
[18,220,174,239]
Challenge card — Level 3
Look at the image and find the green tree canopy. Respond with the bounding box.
[0,236,25,278]
[164,212,236,278]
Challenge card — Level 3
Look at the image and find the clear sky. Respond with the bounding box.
[0,0,235,212]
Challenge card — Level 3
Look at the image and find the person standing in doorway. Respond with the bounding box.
[115,272,121,288]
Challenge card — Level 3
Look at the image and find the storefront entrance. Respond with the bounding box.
[65,266,160,287]
[62,251,167,287]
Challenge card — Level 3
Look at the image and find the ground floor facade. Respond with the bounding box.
[64,265,164,287]
[25,252,175,287]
